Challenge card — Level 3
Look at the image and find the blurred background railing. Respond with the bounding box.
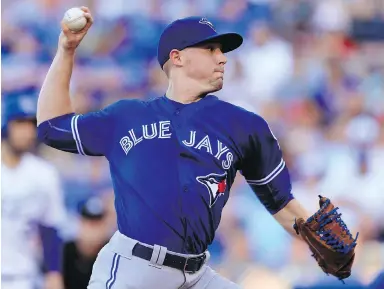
[2,0,384,288]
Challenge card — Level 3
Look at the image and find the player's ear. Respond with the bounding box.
[169,49,183,67]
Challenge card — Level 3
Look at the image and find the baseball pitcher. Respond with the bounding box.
[36,7,358,289]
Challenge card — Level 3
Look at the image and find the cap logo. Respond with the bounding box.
[199,18,216,32]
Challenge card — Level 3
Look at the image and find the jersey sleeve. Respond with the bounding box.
[239,114,293,214]
[38,100,125,156]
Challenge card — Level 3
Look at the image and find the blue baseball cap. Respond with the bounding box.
[2,91,37,137]
[157,16,243,68]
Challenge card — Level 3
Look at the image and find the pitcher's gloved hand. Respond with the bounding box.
[293,195,359,282]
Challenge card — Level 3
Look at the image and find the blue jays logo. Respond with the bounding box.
[196,172,227,208]
[199,18,216,31]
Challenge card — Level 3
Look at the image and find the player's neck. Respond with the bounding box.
[1,142,23,168]
[165,79,206,104]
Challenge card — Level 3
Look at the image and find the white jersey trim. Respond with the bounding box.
[71,115,85,155]
[246,158,285,186]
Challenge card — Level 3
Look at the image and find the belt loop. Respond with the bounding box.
[156,246,167,266]
[204,251,210,263]
[149,245,162,269]
[183,256,190,273]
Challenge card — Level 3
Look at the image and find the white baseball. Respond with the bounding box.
[63,7,87,32]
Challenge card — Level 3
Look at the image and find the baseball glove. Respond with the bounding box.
[293,195,359,282]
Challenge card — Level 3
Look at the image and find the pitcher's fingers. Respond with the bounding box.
[80,6,90,13]
[83,13,94,29]
[60,22,71,34]
[83,13,93,23]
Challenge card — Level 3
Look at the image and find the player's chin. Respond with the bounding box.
[210,78,224,92]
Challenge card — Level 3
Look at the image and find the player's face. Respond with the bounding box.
[183,43,227,93]
[7,119,37,153]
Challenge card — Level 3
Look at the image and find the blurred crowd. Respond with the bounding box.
[2,0,384,288]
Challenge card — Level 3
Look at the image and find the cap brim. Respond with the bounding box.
[190,33,243,53]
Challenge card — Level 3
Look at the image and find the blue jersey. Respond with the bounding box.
[38,95,293,254]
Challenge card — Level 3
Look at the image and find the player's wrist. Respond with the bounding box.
[57,45,76,57]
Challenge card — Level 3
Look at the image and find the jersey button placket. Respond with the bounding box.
[174,109,181,129]
[183,185,188,192]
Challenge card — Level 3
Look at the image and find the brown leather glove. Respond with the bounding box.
[293,195,359,282]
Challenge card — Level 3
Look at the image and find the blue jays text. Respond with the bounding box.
[120,121,234,170]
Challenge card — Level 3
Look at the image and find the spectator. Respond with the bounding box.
[62,197,110,289]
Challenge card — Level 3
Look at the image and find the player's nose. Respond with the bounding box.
[217,49,227,66]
